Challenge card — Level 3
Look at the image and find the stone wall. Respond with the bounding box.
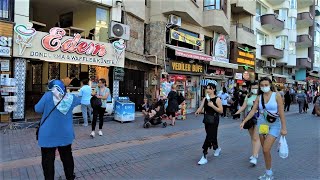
[145,21,166,65]
[126,13,145,56]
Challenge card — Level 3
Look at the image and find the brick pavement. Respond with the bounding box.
[0,104,319,179]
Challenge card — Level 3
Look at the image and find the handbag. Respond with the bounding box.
[261,94,279,123]
[36,93,66,140]
[202,97,219,124]
[90,95,102,109]
[243,116,256,129]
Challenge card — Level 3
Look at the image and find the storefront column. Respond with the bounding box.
[13,58,27,120]
[113,80,120,100]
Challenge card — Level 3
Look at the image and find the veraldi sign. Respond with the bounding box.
[175,50,212,61]
[13,24,126,67]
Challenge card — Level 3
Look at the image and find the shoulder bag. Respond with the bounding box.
[261,94,279,123]
[203,97,219,124]
[36,93,66,140]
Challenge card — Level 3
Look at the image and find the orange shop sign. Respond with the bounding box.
[170,61,204,73]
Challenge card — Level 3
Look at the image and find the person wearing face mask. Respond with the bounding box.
[240,77,287,180]
[195,83,223,165]
[296,89,307,114]
[234,81,260,166]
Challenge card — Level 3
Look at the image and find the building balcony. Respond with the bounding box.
[261,45,284,59]
[298,0,314,9]
[160,0,202,26]
[203,10,230,35]
[296,58,312,69]
[260,14,284,32]
[265,0,285,6]
[296,34,313,48]
[231,0,255,15]
[230,23,255,47]
[297,12,314,28]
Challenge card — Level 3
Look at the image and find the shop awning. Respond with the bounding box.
[209,61,238,69]
[166,44,212,61]
[296,80,307,85]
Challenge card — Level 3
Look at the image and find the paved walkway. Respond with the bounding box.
[0,105,319,179]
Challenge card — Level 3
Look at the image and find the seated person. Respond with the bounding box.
[141,98,150,116]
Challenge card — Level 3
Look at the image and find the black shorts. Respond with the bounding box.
[167,111,176,117]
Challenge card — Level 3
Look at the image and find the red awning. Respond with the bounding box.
[166,44,212,61]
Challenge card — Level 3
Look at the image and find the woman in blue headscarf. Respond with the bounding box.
[35,80,81,180]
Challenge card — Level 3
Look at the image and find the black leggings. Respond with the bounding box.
[222,105,228,117]
[41,144,75,180]
[92,107,106,131]
[202,119,220,155]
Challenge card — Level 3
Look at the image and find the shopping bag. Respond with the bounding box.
[278,136,289,159]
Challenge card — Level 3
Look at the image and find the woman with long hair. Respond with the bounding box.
[195,83,223,165]
[91,78,110,137]
[234,81,260,166]
[240,77,287,180]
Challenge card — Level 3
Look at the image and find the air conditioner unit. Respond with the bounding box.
[168,14,182,27]
[109,21,130,40]
[265,61,271,67]
[271,59,277,67]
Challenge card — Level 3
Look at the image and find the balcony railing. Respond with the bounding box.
[260,14,285,32]
[235,23,254,34]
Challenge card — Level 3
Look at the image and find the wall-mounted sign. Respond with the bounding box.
[235,73,242,80]
[13,24,126,67]
[0,60,10,71]
[113,67,125,81]
[237,46,255,66]
[175,50,212,61]
[0,36,12,57]
[170,61,203,74]
[170,29,204,50]
[213,34,228,59]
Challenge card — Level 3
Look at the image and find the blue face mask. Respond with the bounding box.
[261,86,271,93]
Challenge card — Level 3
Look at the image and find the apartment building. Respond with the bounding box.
[311,0,320,91]
[254,0,315,89]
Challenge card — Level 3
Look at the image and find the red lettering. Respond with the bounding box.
[76,41,89,54]
[41,28,66,51]
[85,43,95,55]
[61,34,81,53]
[92,44,106,57]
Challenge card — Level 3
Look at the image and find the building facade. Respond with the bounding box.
[254,0,315,89]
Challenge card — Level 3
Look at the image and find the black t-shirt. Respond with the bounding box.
[204,97,218,116]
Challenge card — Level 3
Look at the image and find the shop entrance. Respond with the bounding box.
[119,69,145,110]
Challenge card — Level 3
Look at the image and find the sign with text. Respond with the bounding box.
[170,29,204,50]
[170,61,204,74]
[237,46,255,67]
[13,24,125,67]
[0,36,12,57]
[113,67,125,81]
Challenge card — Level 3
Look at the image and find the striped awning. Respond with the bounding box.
[201,79,218,86]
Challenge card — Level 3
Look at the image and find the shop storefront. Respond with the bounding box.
[272,74,288,90]
[0,21,14,122]
[12,24,125,120]
[161,61,204,113]
[230,42,255,88]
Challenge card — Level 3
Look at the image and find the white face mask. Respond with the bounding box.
[261,86,271,93]
[251,89,258,94]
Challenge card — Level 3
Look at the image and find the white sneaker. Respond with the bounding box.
[90,131,95,138]
[214,148,221,157]
[258,173,274,180]
[98,130,103,136]
[197,156,208,165]
[249,155,258,160]
[250,157,257,165]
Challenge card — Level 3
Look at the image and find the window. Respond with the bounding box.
[95,7,110,43]
[0,0,13,21]
[204,36,212,56]
[289,42,296,54]
[275,36,288,50]
[257,31,268,45]
[290,0,297,9]
[256,2,267,21]
[315,30,320,47]
[287,17,296,30]
[204,0,221,10]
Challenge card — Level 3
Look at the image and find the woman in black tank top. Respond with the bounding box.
[195,83,223,165]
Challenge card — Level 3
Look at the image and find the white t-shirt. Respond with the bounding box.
[219,93,229,106]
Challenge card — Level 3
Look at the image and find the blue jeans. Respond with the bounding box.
[81,104,92,125]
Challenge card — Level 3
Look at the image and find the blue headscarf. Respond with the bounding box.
[49,80,73,115]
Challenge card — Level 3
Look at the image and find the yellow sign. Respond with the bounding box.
[171,61,203,73]
[238,51,254,59]
[170,29,204,50]
[237,58,255,66]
